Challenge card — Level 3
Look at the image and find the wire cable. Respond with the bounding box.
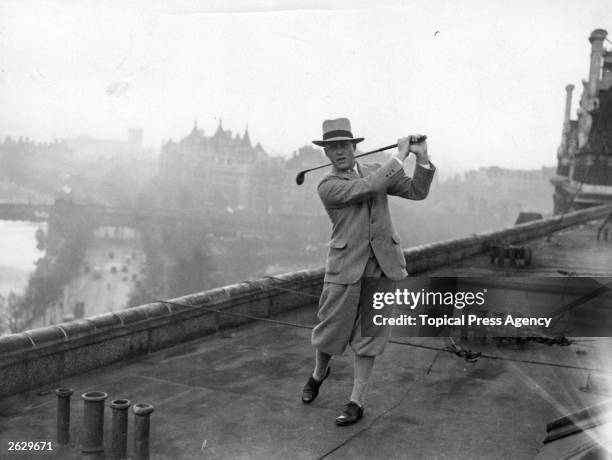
[156,298,315,330]
[389,339,609,374]
[317,351,439,460]
[155,297,609,373]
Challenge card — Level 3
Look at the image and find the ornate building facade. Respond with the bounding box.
[553,29,612,213]
[159,121,292,215]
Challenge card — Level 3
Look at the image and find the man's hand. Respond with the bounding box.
[409,136,429,166]
[394,135,429,165]
[395,136,411,162]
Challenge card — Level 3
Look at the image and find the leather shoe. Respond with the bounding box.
[335,401,364,426]
[301,367,330,404]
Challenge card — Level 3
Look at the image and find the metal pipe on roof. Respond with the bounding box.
[55,387,74,446]
[110,399,131,459]
[133,403,154,460]
[81,391,108,457]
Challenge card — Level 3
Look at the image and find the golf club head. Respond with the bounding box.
[295,171,306,186]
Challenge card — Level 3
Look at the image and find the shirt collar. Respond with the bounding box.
[332,161,361,178]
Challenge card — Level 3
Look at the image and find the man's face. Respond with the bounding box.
[324,141,356,171]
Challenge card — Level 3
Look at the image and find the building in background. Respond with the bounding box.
[553,29,612,213]
[65,127,145,159]
[158,120,326,216]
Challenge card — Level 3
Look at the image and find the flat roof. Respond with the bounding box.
[1,308,610,459]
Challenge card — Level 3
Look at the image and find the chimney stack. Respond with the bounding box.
[564,84,575,126]
[587,29,608,98]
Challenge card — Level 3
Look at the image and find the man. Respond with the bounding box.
[302,117,435,426]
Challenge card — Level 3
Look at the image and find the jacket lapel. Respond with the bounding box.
[332,167,359,180]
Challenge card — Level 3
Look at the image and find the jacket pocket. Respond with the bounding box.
[329,238,347,249]
[326,238,347,273]
[391,233,406,267]
[398,252,407,267]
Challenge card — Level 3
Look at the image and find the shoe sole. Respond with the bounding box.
[335,412,363,426]
[335,417,362,426]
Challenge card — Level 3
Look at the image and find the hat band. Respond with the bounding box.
[323,130,354,141]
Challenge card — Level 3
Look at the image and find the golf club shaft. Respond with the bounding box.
[295,135,427,185]
[308,143,398,174]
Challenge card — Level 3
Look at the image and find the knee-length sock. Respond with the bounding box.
[313,349,332,381]
[350,355,375,407]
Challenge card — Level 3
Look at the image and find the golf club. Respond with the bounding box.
[295,135,427,185]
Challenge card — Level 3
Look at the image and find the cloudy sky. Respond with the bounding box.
[0,0,611,176]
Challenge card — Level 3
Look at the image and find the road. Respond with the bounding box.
[62,226,146,320]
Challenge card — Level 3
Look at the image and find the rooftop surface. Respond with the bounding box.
[426,219,612,277]
[1,218,612,459]
[2,307,610,460]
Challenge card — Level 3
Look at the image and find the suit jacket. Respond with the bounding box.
[317,158,435,284]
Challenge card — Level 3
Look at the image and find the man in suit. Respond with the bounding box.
[301,117,435,426]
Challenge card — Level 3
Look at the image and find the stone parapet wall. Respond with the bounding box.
[403,204,612,273]
[1,203,611,396]
[0,272,323,396]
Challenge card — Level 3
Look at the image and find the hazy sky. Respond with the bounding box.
[1,0,611,176]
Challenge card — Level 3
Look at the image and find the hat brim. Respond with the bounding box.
[312,137,365,147]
